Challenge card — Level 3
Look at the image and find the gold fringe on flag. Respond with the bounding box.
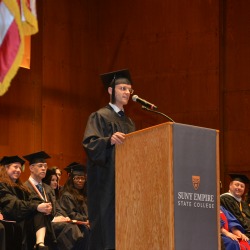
[0,0,24,96]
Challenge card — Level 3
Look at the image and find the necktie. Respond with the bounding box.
[118,110,125,117]
[36,183,45,198]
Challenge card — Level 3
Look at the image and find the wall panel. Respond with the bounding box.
[0,0,221,186]
[222,0,250,189]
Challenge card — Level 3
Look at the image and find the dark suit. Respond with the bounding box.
[25,179,84,250]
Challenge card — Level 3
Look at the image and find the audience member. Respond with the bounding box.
[0,155,52,250]
[59,163,89,249]
[43,168,59,199]
[221,174,250,237]
[51,166,62,190]
[23,151,85,250]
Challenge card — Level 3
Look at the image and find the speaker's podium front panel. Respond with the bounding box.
[116,122,220,250]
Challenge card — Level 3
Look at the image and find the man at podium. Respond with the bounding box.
[83,69,136,250]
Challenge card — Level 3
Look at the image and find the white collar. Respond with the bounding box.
[29,176,42,186]
[109,103,124,113]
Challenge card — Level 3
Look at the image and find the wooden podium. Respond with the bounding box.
[116,122,220,250]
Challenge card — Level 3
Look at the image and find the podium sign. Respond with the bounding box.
[116,122,220,250]
[173,123,218,250]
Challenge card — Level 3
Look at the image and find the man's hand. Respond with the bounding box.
[111,132,126,145]
[37,202,52,215]
[225,231,240,241]
[240,233,249,241]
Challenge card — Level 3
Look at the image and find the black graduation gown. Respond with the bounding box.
[0,182,41,249]
[59,191,88,222]
[59,191,89,248]
[220,193,250,236]
[83,105,135,250]
[25,180,84,250]
[0,222,5,250]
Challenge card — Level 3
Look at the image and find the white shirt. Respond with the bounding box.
[109,103,124,113]
[28,176,41,186]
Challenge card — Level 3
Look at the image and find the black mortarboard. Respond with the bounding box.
[64,162,79,173]
[229,174,249,184]
[71,164,86,176]
[23,151,50,165]
[100,69,132,90]
[0,155,25,166]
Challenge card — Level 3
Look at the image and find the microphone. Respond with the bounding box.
[132,95,158,110]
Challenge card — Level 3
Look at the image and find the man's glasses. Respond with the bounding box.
[32,163,48,169]
[117,86,134,94]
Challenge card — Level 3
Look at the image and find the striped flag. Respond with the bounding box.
[20,0,38,69]
[0,0,38,96]
[0,0,24,96]
[21,0,38,36]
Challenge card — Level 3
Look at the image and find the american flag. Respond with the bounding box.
[0,0,37,96]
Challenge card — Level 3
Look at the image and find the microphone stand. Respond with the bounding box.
[141,106,175,122]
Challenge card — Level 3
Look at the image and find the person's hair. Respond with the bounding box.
[51,166,62,174]
[43,168,60,198]
[0,165,30,193]
[60,173,87,206]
